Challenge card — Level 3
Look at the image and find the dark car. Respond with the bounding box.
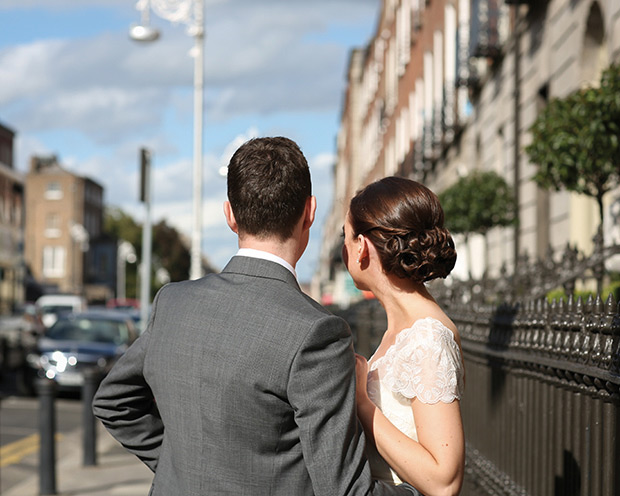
[24,310,139,393]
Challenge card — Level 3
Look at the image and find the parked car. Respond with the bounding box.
[36,294,87,328]
[24,310,138,393]
[106,298,140,311]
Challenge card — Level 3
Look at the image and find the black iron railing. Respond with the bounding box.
[335,290,620,496]
[448,295,620,496]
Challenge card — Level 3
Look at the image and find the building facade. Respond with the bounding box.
[0,122,25,314]
[24,156,108,299]
[315,0,620,305]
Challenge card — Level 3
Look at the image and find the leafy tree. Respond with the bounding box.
[524,63,620,229]
[105,207,141,299]
[104,207,142,246]
[104,207,197,299]
[152,220,191,283]
[439,170,517,277]
[439,170,516,238]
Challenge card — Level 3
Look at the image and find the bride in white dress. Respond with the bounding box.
[342,177,465,496]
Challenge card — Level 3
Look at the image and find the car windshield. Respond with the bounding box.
[46,318,128,345]
[42,305,74,315]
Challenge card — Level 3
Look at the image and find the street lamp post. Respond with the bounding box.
[70,223,89,295]
[130,0,205,280]
[116,241,137,301]
[139,147,153,327]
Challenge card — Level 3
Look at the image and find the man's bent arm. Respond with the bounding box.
[92,294,164,471]
[289,314,420,495]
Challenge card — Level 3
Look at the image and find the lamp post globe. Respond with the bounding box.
[129,24,160,42]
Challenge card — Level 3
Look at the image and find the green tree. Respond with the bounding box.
[439,170,517,277]
[104,207,195,299]
[524,63,620,229]
[152,220,191,283]
[105,207,141,299]
[440,170,516,237]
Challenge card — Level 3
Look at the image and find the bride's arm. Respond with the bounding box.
[355,355,465,496]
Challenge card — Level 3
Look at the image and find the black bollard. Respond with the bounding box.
[37,377,57,495]
[0,336,7,379]
[82,368,101,466]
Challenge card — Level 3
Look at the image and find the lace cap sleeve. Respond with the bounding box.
[382,317,464,404]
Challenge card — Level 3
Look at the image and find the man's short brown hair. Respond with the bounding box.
[227,137,312,240]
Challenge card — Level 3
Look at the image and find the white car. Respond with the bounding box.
[36,294,87,328]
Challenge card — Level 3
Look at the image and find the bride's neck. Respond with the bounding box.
[373,278,434,335]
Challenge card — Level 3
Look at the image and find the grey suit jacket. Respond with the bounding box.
[93,256,418,495]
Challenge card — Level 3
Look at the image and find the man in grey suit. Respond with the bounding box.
[93,137,419,495]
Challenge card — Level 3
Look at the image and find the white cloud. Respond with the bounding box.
[0,41,66,103]
[311,152,336,171]
[1,0,380,282]
[2,0,373,142]
[0,0,377,11]
[216,127,260,175]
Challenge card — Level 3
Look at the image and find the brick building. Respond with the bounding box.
[315,0,620,305]
[24,156,111,299]
[0,122,25,313]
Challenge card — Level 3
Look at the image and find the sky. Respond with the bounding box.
[0,0,381,283]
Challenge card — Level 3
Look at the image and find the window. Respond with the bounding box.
[581,2,607,86]
[397,0,411,75]
[0,185,4,223]
[385,39,398,113]
[423,51,434,159]
[0,142,12,166]
[43,246,66,278]
[45,213,61,238]
[45,182,63,200]
[444,4,457,142]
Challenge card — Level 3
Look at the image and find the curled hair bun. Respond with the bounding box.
[383,226,456,282]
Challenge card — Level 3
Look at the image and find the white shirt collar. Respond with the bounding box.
[236,248,298,280]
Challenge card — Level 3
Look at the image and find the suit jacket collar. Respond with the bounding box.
[222,256,301,291]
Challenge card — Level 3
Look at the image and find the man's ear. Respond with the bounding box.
[223,201,238,233]
[302,196,317,230]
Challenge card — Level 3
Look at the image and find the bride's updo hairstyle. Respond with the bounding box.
[349,176,456,283]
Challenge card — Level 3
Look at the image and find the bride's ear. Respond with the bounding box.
[357,234,370,265]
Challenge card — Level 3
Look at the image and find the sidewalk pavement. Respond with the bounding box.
[3,422,153,496]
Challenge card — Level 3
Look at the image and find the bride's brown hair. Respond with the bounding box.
[349,176,456,282]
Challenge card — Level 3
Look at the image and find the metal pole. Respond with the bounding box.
[140,150,152,327]
[0,336,8,378]
[116,242,126,301]
[38,378,57,495]
[82,368,100,466]
[189,0,204,281]
[513,5,522,264]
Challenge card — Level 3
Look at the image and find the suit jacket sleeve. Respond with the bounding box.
[92,290,164,472]
[288,314,418,496]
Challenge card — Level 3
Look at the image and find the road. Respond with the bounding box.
[0,391,83,494]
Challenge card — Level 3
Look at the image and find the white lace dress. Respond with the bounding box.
[365,317,465,484]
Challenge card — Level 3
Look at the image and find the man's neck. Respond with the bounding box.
[237,236,299,269]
